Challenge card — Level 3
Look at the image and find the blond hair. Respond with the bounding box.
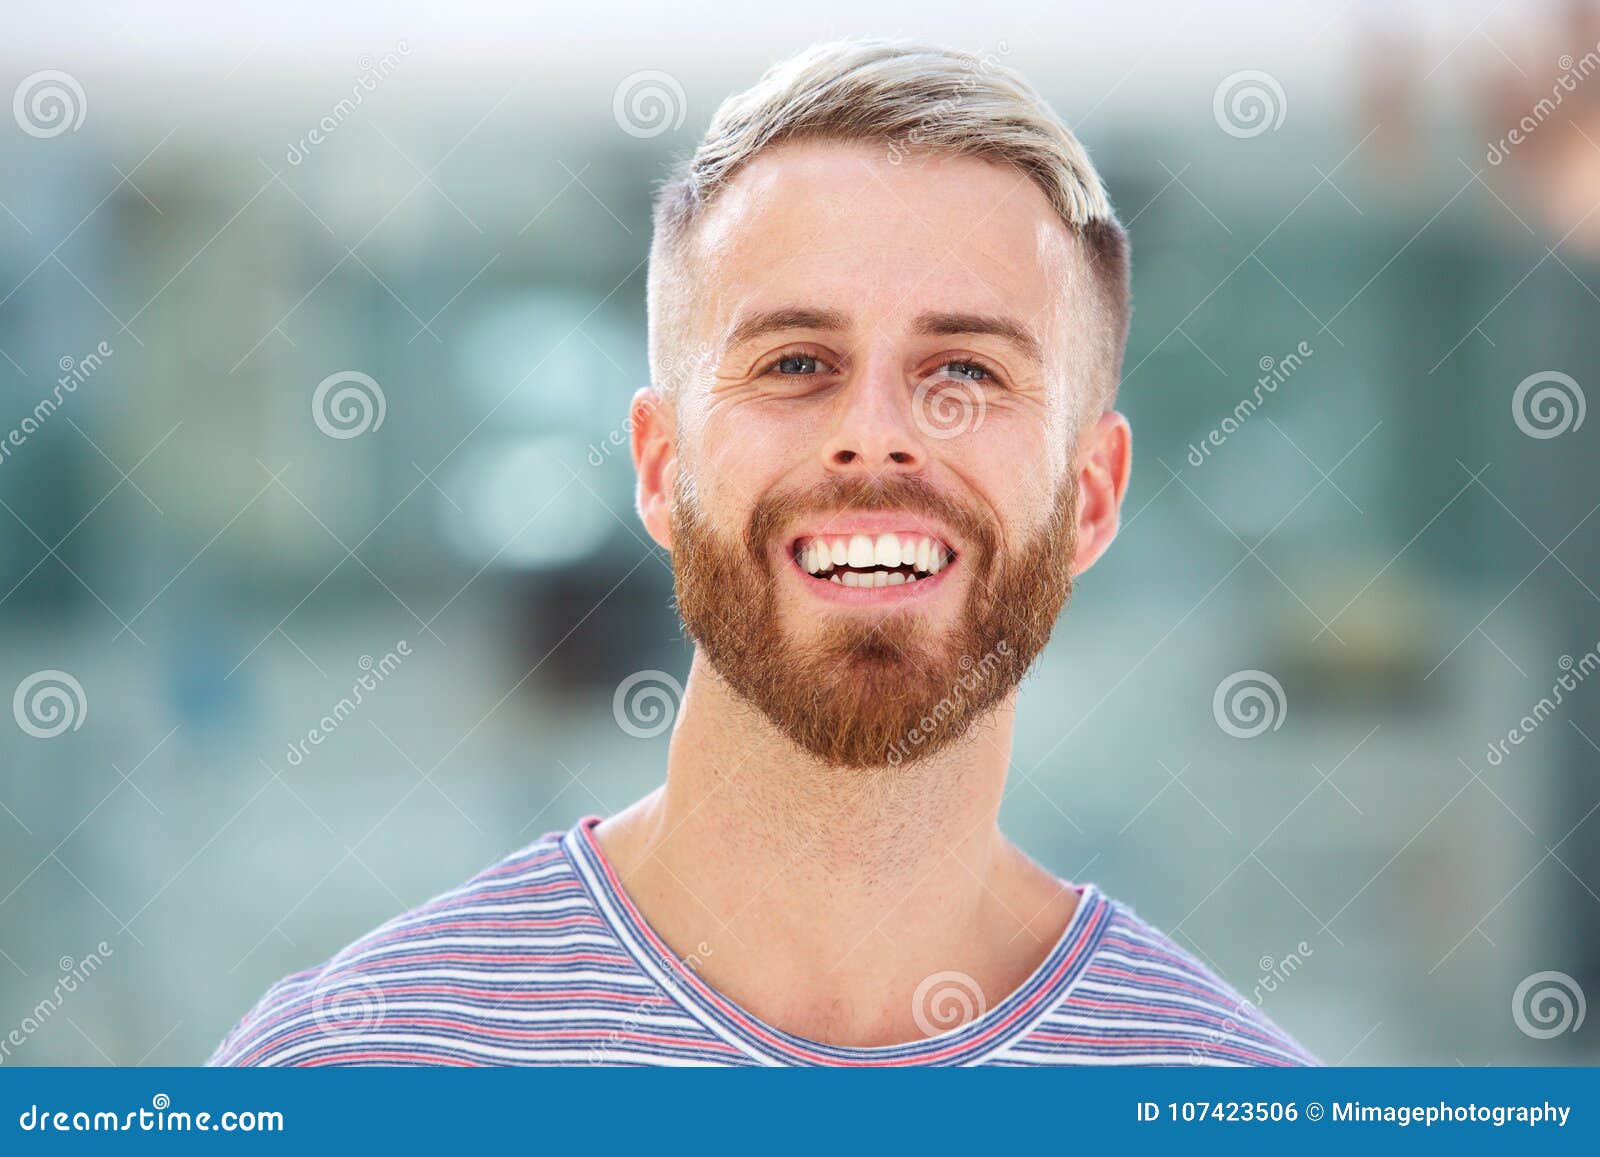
[647,38,1131,407]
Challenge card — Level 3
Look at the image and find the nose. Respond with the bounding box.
[819,357,927,475]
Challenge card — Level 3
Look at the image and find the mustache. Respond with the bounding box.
[743,474,998,572]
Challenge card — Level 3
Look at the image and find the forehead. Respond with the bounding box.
[690,141,1079,332]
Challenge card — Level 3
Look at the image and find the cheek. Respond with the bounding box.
[689,406,810,526]
[951,415,1065,530]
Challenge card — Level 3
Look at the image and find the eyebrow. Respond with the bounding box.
[725,307,849,348]
[911,311,1043,363]
[722,305,1044,364]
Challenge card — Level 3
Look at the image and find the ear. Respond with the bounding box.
[631,387,677,551]
[1071,409,1132,576]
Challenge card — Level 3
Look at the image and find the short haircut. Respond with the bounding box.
[647,38,1131,411]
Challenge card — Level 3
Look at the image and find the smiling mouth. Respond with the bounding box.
[792,533,955,588]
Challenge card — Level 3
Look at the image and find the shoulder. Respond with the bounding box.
[1032,890,1320,1066]
[206,829,617,1066]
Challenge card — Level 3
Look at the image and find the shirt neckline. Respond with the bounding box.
[561,814,1113,1066]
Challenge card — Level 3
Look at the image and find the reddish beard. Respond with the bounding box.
[670,472,1078,768]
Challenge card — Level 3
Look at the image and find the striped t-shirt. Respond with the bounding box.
[208,817,1316,1067]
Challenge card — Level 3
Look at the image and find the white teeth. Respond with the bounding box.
[799,533,953,584]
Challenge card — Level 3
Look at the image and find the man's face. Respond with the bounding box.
[642,142,1125,768]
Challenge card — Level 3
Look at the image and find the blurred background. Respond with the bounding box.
[1,0,1598,1066]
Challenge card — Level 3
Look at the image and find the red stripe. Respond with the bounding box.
[348,912,605,953]
[302,1052,479,1066]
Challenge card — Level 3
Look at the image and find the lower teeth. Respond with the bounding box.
[825,569,919,588]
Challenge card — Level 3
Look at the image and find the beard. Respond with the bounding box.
[670,469,1078,769]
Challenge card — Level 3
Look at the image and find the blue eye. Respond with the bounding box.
[943,361,989,381]
[774,355,820,375]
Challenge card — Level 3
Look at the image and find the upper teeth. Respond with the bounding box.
[797,533,951,583]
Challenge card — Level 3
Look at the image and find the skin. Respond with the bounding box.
[600,141,1132,1047]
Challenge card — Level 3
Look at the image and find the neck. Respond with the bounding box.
[594,651,1077,1047]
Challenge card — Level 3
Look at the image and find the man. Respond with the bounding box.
[211,39,1314,1067]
